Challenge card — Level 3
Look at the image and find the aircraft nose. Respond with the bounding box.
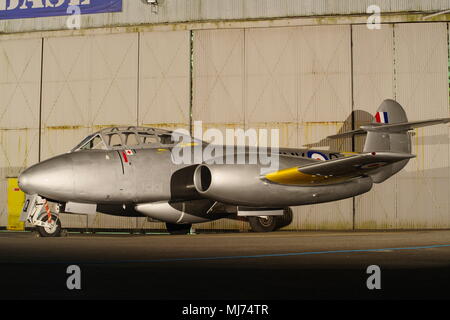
[18,169,32,194]
[18,155,74,199]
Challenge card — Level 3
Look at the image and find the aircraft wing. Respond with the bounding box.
[264,152,415,185]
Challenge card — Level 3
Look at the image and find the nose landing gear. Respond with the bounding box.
[21,194,62,237]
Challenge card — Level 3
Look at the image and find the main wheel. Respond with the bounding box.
[36,214,62,237]
[275,208,293,230]
[248,216,277,232]
[166,223,192,235]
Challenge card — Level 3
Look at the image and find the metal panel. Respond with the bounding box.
[394,23,450,228]
[245,26,298,148]
[193,25,353,230]
[138,30,190,131]
[0,38,41,226]
[352,24,397,229]
[294,25,353,230]
[244,25,352,229]
[193,29,244,124]
[41,33,138,160]
[193,28,245,149]
[192,28,248,230]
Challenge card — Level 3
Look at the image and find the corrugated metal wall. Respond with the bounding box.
[0,38,41,227]
[0,21,449,230]
[192,28,247,230]
[353,24,397,229]
[353,23,450,229]
[2,0,450,34]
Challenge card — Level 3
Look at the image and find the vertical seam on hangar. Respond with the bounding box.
[447,22,450,228]
[38,37,44,162]
[189,30,194,135]
[350,24,355,230]
[392,24,397,101]
[243,28,246,130]
[137,32,141,126]
[392,23,398,224]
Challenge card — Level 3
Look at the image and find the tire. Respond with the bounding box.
[275,208,293,230]
[166,223,192,235]
[36,214,62,237]
[248,216,277,232]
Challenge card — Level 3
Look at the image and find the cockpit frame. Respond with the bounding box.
[71,126,201,152]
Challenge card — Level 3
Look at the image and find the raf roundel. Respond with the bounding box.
[307,151,328,161]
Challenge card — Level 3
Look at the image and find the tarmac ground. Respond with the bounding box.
[1,229,450,300]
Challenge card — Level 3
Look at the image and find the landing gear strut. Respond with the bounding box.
[22,195,62,237]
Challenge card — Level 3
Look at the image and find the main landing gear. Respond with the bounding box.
[166,222,192,235]
[247,208,293,232]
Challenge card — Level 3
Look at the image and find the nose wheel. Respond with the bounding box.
[36,213,62,237]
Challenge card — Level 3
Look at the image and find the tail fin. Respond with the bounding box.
[363,99,411,154]
[363,99,410,182]
[327,99,450,183]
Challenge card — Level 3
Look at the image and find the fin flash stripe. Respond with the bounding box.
[375,112,389,124]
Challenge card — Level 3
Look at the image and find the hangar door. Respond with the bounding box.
[353,23,450,229]
[193,25,353,230]
[0,38,41,228]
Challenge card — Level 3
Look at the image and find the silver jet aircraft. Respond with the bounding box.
[18,100,450,236]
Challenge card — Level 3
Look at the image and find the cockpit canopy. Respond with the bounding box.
[71,126,201,152]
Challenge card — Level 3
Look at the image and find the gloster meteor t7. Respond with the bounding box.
[18,100,450,236]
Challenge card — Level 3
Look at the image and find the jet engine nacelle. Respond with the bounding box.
[193,164,373,207]
[193,164,269,206]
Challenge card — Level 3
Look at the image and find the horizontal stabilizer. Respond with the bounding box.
[361,118,450,132]
[328,118,450,139]
[327,129,366,139]
[264,152,415,185]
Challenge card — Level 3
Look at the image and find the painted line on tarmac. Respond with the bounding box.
[101,244,450,264]
[4,243,450,265]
